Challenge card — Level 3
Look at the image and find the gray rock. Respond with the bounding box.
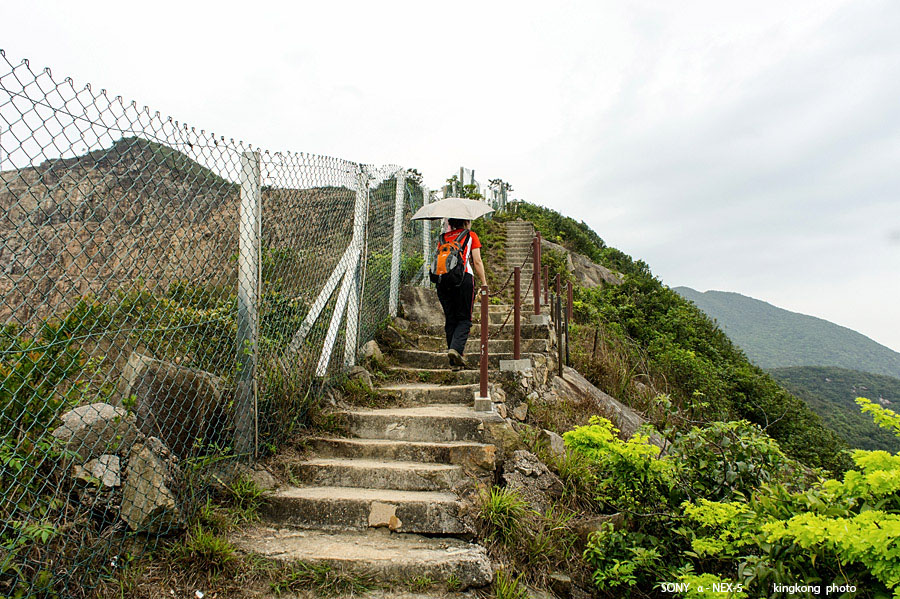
[502,450,563,513]
[541,239,623,288]
[575,513,626,547]
[78,454,121,487]
[399,286,444,326]
[551,367,664,447]
[122,352,226,458]
[120,441,183,534]
[348,365,374,388]
[392,317,410,330]
[52,403,140,461]
[540,429,566,459]
[361,340,384,363]
[512,403,528,421]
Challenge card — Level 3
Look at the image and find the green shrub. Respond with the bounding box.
[478,486,530,545]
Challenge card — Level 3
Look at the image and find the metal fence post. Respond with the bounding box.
[532,236,541,316]
[421,186,430,286]
[388,169,408,316]
[236,150,261,460]
[344,164,370,368]
[513,266,521,359]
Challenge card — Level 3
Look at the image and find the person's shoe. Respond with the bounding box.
[448,349,467,370]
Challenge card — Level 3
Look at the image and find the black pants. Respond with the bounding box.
[437,273,475,355]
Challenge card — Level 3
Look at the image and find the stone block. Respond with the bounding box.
[122,352,226,458]
[473,394,493,412]
[499,358,532,372]
[530,314,551,325]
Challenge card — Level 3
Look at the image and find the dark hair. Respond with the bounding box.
[448,218,469,230]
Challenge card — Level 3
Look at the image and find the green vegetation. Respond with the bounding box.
[770,366,900,452]
[675,287,900,378]
[515,201,847,473]
[270,561,375,597]
[565,401,900,598]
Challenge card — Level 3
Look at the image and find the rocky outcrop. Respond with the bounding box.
[502,450,563,514]
[550,367,664,447]
[541,239,623,288]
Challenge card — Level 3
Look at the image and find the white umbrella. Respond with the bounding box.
[410,197,495,221]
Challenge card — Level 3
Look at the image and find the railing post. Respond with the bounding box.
[236,150,261,461]
[475,286,492,411]
[513,267,521,360]
[421,186,430,286]
[557,294,564,377]
[556,273,562,297]
[543,265,550,306]
[388,169,408,316]
[567,281,574,322]
[532,236,541,316]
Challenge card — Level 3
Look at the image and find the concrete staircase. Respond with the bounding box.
[233,220,545,594]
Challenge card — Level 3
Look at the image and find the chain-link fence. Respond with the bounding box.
[0,49,433,597]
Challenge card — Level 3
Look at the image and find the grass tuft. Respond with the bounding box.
[271,561,375,597]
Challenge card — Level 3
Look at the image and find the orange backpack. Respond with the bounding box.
[429,230,471,288]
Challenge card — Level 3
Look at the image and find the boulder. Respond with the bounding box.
[541,239,623,288]
[502,450,563,513]
[52,403,140,461]
[122,352,226,458]
[399,286,444,326]
[539,429,566,459]
[120,440,183,534]
[360,340,384,364]
[575,513,626,547]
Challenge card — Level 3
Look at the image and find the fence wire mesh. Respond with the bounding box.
[0,50,432,597]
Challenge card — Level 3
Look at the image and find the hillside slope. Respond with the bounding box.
[674,286,900,378]
[769,366,900,452]
[500,203,849,473]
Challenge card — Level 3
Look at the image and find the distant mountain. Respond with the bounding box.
[673,287,900,379]
[769,366,900,452]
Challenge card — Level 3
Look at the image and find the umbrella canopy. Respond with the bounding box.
[410,197,495,221]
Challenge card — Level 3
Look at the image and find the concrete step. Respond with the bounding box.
[232,527,492,589]
[474,310,538,324]
[290,457,464,492]
[407,322,550,339]
[337,404,502,443]
[383,366,481,385]
[375,382,476,405]
[392,349,543,370]
[415,335,550,354]
[307,437,497,469]
[261,486,468,534]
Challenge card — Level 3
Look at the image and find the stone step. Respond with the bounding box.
[307,437,496,469]
[415,335,550,354]
[383,366,481,385]
[337,404,502,443]
[391,349,544,370]
[261,486,468,534]
[232,527,492,589]
[375,382,476,405]
[289,458,464,492]
[418,322,549,340]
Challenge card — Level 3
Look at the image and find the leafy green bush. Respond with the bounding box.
[568,400,900,598]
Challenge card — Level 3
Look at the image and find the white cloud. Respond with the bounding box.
[2,0,899,350]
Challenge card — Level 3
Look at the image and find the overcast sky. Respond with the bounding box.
[2,0,899,351]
